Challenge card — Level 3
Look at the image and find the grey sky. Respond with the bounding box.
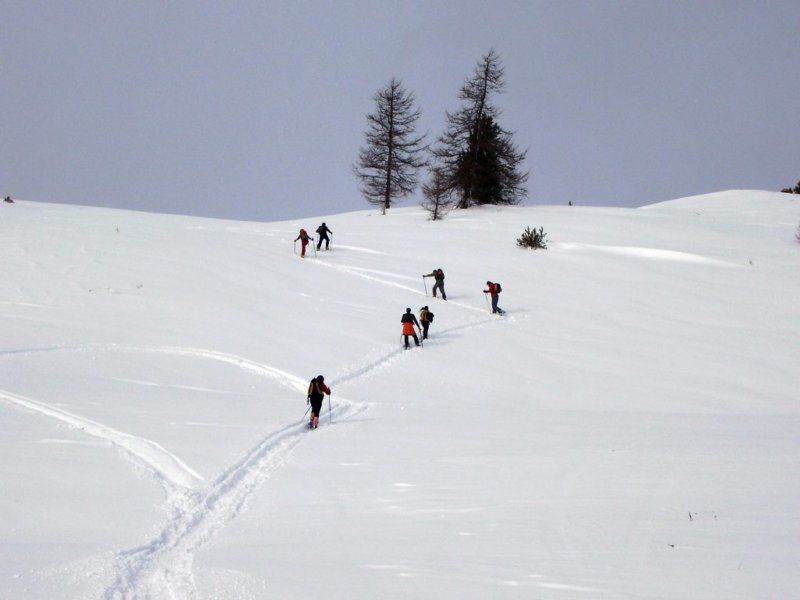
[3,1,799,221]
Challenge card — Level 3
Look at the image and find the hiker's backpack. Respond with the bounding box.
[428,312,434,322]
[495,283,502,293]
[436,269,444,279]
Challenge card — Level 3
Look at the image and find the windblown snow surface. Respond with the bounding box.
[1,190,798,599]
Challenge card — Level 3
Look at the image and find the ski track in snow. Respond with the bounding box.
[309,259,487,314]
[0,388,204,491]
[1,291,507,597]
[0,343,369,599]
[105,401,367,600]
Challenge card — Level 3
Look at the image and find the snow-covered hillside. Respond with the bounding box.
[2,191,799,599]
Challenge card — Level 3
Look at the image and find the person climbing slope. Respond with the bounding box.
[307,375,331,429]
[401,307,421,349]
[316,222,332,250]
[484,280,505,315]
[419,306,434,340]
[423,268,447,300]
[294,228,312,258]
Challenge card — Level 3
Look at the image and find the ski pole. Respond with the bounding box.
[312,238,317,257]
[422,276,428,296]
[328,393,332,424]
[300,404,311,423]
[417,326,423,347]
[328,233,333,251]
[293,240,298,255]
[483,292,491,312]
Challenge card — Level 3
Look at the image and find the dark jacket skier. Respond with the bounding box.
[316,222,332,250]
[423,268,446,300]
[307,375,331,429]
[401,308,421,348]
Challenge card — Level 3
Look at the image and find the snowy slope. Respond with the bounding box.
[1,191,799,599]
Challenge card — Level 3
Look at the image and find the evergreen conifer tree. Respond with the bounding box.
[432,49,528,208]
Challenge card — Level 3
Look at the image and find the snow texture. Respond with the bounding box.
[1,190,799,599]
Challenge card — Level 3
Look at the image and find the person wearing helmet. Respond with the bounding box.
[307,375,331,429]
[423,268,446,300]
[316,222,332,250]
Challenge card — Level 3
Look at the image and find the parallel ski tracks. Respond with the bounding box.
[0,344,367,599]
[2,302,510,598]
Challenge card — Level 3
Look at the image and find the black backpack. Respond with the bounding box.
[495,283,502,293]
[428,312,434,322]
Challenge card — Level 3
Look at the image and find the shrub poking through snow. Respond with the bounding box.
[517,226,548,250]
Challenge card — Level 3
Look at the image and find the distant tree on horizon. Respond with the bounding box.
[780,180,800,194]
[421,165,454,221]
[432,49,528,209]
[353,78,427,215]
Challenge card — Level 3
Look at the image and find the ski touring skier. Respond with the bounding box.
[401,308,421,349]
[315,222,332,250]
[3,196,13,203]
[307,375,331,429]
[423,268,447,300]
[484,281,505,315]
[419,306,434,340]
[294,228,313,258]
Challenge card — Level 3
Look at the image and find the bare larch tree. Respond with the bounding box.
[354,78,427,214]
[421,165,454,221]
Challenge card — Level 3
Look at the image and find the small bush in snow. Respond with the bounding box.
[517,226,548,250]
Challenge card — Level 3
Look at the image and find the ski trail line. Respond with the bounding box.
[308,259,487,313]
[0,389,203,490]
[104,401,367,600]
[332,315,500,385]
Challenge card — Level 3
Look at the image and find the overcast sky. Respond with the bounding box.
[3,1,799,221]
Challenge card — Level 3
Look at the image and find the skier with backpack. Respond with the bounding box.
[306,375,331,429]
[315,222,332,250]
[484,281,505,315]
[401,308,421,349]
[294,228,313,258]
[419,306,434,340]
[423,268,447,300]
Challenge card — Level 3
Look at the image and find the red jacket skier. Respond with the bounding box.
[484,281,505,315]
[294,229,312,257]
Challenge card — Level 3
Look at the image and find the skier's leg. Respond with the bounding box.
[441,282,446,300]
[404,334,410,349]
[413,333,420,347]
